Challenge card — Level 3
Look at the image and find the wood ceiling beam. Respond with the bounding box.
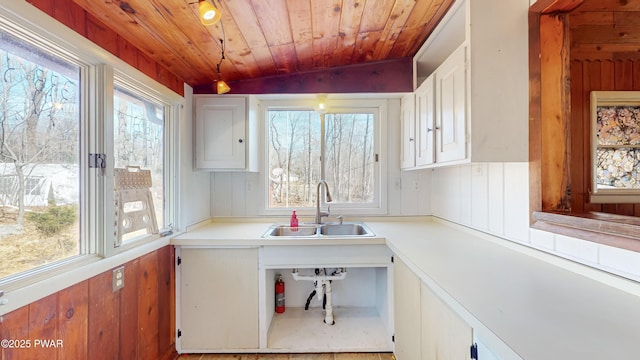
[530,0,584,14]
[194,57,413,94]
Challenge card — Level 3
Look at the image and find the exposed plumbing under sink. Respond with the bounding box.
[291,268,347,325]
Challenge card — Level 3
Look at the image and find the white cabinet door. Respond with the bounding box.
[421,282,473,360]
[393,257,422,360]
[178,247,259,350]
[400,93,416,169]
[435,44,467,163]
[415,75,435,167]
[194,96,246,169]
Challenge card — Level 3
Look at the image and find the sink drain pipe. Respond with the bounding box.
[292,268,347,325]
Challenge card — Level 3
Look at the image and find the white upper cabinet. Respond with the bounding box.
[416,74,436,167]
[403,46,465,170]
[407,0,529,167]
[435,44,467,164]
[401,93,416,169]
[194,95,259,171]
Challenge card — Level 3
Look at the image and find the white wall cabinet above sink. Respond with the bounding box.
[194,95,259,171]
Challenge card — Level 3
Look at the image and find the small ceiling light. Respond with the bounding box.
[217,78,230,94]
[315,95,328,114]
[199,0,221,26]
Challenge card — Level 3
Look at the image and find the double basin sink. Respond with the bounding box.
[263,222,375,238]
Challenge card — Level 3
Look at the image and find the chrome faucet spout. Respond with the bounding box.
[315,180,332,224]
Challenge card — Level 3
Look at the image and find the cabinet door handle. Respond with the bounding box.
[427,128,433,132]
[409,138,414,142]
[238,138,244,143]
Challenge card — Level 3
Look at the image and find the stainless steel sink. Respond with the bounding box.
[319,223,372,236]
[266,225,318,237]
[263,222,374,238]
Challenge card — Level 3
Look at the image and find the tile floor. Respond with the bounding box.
[177,353,395,360]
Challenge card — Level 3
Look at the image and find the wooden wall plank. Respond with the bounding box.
[572,25,640,45]
[57,281,88,360]
[529,10,543,220]
[0,306,29,360]
[117,38,139,70]
[157,246,175,360]
[570,59,585,213]
[88,271,120,360]
[0,247,176,360]
[53,0,86,35]
[574,0,640,11]
[119,259,140,359]
[540,13,572,212]
[85,13,118,57]
[137,252,160,360]
[568,11,613,27]
[28,293,58,360]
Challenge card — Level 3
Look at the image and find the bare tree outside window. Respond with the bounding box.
[267,109,375,209]
[0,30,81,278]
[113,86,165,241]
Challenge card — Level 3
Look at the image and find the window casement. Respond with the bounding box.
[590,91,640,203]
[264,99,387,215]
[0,4,180,287]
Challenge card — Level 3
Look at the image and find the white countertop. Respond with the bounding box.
[171,217,640,359]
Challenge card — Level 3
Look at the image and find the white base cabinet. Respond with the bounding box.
[176,247,259,352]
[421,281,472,360]
[176,244,393,354]
[393,256,472,360]
[393,257,422,359]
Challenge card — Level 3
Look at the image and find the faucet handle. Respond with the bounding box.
[336,214,343,224]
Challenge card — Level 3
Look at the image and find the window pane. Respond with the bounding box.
[0,30,81,278]
[325,113,375,203]
[595,148,640,189]
[114,86,164,241]
[267,110,321,208]
[595,105,640,190]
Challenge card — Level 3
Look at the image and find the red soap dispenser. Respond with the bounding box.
[290,210,299,228]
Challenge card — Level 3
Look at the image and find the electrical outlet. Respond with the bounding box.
[112,266,125,292]
[412,180,421,192]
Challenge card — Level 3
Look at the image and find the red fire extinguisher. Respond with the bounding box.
[275,274,285,313]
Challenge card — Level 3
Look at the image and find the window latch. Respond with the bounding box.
[89,153,106,175]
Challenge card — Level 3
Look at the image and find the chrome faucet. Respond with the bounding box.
[315,180,333,224]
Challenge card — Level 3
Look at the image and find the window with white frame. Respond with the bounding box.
[590,91,640,203]
[113,84,167,243]
[0,7,179,284]
[265,100,384,213]
[0,27,81,279]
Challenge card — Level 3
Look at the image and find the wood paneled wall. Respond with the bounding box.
[25,0,184,96]
[569,2,640,216]
[531,0,640,218]
[0,246,176,360]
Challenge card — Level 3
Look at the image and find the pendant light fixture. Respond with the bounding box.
[198,0,221,26]
[215,21,230,94]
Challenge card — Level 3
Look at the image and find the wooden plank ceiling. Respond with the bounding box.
[70,0,453,93]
